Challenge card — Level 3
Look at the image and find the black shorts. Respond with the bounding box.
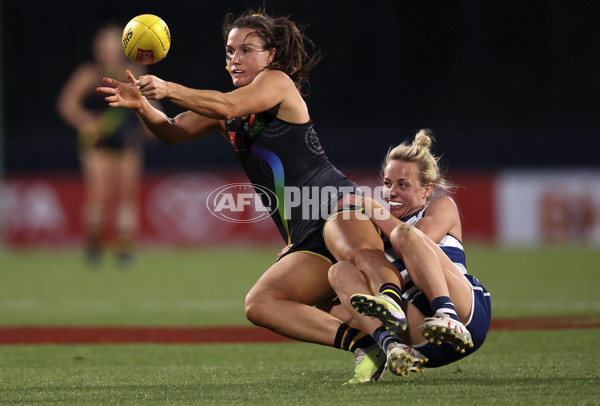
[279,203,364,264]
[281,226,336,263]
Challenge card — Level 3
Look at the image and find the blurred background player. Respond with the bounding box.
[57,23,151,266]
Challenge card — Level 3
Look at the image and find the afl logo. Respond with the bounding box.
[206,183,278,223]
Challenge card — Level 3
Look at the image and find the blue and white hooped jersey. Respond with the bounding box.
[382,206,467,315]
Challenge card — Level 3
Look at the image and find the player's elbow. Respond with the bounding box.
[56,97,72,121]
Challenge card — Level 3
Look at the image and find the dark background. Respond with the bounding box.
[2,0,599,174]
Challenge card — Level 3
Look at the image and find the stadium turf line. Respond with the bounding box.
[0,314,598,344]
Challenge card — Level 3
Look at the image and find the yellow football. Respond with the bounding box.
[122,14,171,65]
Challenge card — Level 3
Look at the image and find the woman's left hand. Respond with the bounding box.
[137,74,169,100]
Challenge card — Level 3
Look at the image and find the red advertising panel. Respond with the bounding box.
[2,171,496,247]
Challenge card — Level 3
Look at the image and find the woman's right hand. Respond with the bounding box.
[97,70,145,111]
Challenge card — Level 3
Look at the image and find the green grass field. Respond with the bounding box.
[1,245,599,405]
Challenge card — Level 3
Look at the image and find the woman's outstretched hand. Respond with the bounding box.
[97,69,145,110]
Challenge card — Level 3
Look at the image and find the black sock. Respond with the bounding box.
[334,323,376,352]
[379,283,403,307]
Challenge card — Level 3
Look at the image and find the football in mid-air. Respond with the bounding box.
[122,14,170,65]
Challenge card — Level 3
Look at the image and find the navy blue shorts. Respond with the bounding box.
[412,274,492,367]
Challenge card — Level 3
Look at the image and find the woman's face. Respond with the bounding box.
[226,27,274,87]
[94,27,124,65]
[383,160,431,219]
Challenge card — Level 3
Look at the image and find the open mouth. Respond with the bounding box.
[389,201,403,207]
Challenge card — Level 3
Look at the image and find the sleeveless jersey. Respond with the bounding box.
[225,113,357,245]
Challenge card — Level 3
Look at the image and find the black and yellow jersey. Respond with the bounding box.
[225,112,357,246]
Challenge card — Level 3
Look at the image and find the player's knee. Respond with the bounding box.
[328,261,353,289]
[244,290,269,327]
[390,223,415,247]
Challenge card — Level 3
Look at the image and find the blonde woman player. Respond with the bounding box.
[328,129,492,377]
[57,24,150,266]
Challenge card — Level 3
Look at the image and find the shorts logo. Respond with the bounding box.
[207,183,277,223]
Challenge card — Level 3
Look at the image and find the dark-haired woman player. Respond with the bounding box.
[98,10,405,384]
